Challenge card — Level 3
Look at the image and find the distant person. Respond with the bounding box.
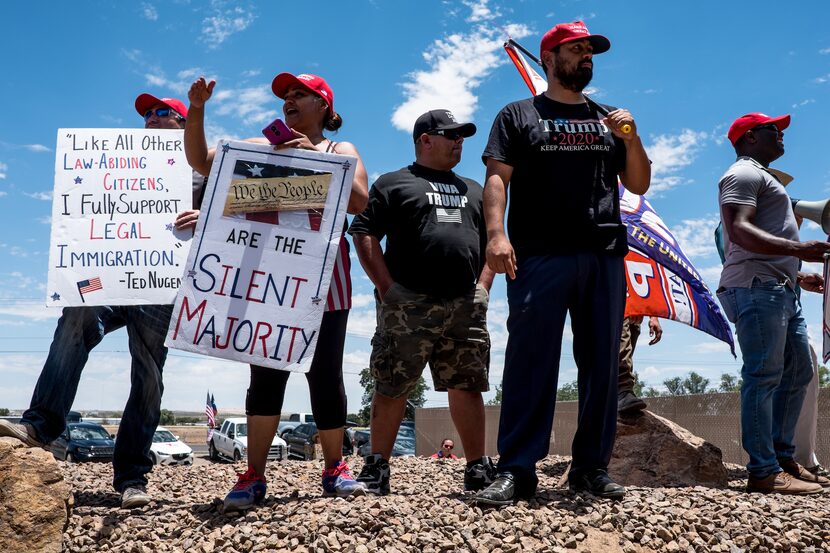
[350,109,495,495]
[617,316,662,415]
[431,439,459,460]
[183,72,369,510]
[716,112,829,494]
[475,21,650,507]
[0,94,202,509]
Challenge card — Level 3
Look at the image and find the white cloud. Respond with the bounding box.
[141,3,158,21]
[814,73,830,84]
[391,21,531,132]
[670,216,720,257]
[351,293,374,309]
[0,301,60,322]
[24,191,52,201]
[463,0,499,22]
[240,69,261,78]
[201,6,256,50]
[0,191,7,198]
[346,307,377,339]
[24,144,51,152]
[819,47,830,55]
[646,129,709,195]
[37,215,51,225]
[213,85,277,126]
[792,99,815,109]
[0,161,7,179]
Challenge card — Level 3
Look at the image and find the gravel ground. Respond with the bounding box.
[60,455,830,552]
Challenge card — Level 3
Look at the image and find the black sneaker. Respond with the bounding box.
[464,456,497,491]
[475,472,522,506]
[569,469,626,499]
[355,453,390,495]
[618,390,647,415]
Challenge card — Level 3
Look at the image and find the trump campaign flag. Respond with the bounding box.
[620,187,735,355]
[503,39,735,354]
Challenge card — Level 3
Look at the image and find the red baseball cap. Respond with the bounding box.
[271,73,334,114]
[727,113,790,146]
[134,94,188,119]
[540,21,610,58]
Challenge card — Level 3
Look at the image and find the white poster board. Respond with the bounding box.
[47,129,193,306]
[165,140,355,372]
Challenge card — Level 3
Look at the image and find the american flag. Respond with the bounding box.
[76,277,103,302]
[205,391,218,441]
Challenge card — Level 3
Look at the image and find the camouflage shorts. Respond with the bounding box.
[369,283,490,398]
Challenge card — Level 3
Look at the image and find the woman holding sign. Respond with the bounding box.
[184,72,369,509]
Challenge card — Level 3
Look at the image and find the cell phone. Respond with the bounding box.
[262,118,293,145]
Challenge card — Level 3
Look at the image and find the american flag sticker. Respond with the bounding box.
[436,208,462,223]
[76,277,103,302]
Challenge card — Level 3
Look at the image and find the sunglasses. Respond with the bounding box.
[429,129,464,141]
[143,108,177,121]
[443,444,454,449]
[751,123,780,133]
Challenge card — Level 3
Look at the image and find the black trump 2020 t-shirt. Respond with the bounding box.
[483,94,628,259]
[348,163,486,299]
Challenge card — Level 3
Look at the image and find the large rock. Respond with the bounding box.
[0,438,73,553]
[609,410,728,488]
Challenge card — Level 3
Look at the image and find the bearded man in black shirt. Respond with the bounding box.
[475,21,650,506]
[349,110,495,495]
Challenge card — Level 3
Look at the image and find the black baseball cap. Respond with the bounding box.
[412,109,476,143]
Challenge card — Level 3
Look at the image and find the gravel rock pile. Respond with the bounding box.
[60,455,830,552]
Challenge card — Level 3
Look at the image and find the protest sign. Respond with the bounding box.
[46,129,193,306]
[166,141,355,372]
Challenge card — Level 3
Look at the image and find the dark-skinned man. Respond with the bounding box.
[716,112,830,495]
[475,21,650,506]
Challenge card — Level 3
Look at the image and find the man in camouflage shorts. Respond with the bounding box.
[349,109,495,495]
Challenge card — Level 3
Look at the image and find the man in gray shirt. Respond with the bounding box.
[717,112,830,495]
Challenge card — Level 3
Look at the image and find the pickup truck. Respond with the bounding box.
[208,417,286,462]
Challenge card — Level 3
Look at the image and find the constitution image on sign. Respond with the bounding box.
[224,160,332,232]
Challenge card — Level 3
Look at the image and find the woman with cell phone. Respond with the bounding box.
[183,72,369,510]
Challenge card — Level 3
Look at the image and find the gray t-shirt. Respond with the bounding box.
[718,156,799,289]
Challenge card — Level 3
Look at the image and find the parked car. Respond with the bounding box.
[357,427,415,457]
[349,427,370,450]
[150,427,194,466]
[283,422,353,460]
[278,413,316,438]
[50,422,115,463]
[208,417,286,462]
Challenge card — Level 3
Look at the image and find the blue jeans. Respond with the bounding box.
[717,281,813,478]
[496,253,625,493]
[23,305,172,492]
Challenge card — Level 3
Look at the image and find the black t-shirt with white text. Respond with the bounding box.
[483,95,628,258]
[348,163,485,299]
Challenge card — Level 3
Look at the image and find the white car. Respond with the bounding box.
[150,427,194,466]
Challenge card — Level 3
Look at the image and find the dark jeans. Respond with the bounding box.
[496,253,625,493]
[22,305,171,492]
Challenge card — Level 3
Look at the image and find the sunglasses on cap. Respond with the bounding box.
[143,107,179,121]
[428,129,464,141]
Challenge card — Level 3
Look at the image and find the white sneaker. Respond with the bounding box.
[121,486,151,509]
[0,419,44,448]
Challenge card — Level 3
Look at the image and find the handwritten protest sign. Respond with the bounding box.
[47,129,193,306]
[166,141,355,372]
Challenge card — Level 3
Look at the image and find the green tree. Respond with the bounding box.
[719,373,741,393]
[682,371,710,394]
[557,380,579,401]
[486,384,503,406]
[0,408,9,416]
[631,371,645,397]
[819,365,829,388]
[663,377,684,395]
[359,367,429,422]
[642,387,661,398]
[159,409,176,426]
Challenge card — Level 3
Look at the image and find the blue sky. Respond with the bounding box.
[2,0,829,414]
